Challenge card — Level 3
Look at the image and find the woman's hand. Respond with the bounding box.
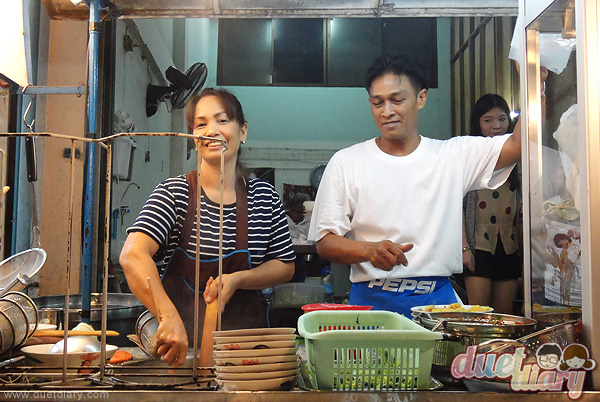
[463,249,475,272]
[365,240,414,270]
[155,312,188,367]
[204,274,240,311]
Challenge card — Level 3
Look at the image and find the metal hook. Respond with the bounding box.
[23,99,35,133]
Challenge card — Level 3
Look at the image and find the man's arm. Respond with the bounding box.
[495,119,522,170]
[316,233,414,271]
[496,66,549,170]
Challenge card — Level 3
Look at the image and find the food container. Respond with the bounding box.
[414,311,537,368]
[462,320,581,391]
[273,283,325,309]
[298,310,442,390]
[20,343,118,375]
[301,303,373,313]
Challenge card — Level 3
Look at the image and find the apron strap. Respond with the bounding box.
[182,171,249,252]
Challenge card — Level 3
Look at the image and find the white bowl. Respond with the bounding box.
[214,360,300,373]
[216,368,298,381]
[214,340,298,350]
[214,354,298,366]
[217,375,297,391]
[213,327,295,337]
[21,343,118,372]
[213,334,296,344]
[213,347,297,359]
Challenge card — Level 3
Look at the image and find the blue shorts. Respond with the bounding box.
[349,276,460,318]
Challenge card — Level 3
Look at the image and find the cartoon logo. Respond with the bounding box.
[451,342,596,399]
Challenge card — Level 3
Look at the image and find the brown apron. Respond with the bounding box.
[161,171,267,343]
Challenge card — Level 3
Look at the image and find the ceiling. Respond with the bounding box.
[43,0,518,20]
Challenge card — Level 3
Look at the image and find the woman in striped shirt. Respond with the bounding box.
[120,88,295,367]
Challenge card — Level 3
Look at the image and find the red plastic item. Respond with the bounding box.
[301,303,374,313]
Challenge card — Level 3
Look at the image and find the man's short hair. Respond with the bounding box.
[288,193,311,209]
[365,54,429,95]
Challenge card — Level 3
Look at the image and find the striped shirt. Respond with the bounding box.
[127,175,296,276]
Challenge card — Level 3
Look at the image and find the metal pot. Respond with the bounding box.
[32,293,145,346]
[414,312,538,368]
[476,319,582,363]
[533,312,582,329]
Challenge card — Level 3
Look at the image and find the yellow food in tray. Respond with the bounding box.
[532,303,581,313]
[422,303,492,313]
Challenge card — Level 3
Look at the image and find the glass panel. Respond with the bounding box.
[382,18,438,88]
[329,18,381,87]
[218,19,272,86]
[526,0,581,325]
[273,19,324,84]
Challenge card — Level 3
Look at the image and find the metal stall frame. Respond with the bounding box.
[0,131,226,388]
[520,0,600,390]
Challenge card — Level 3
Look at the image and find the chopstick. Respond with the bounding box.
[33,330,120,337]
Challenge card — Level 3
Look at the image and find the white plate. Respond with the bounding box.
[214,360,300,373]
[214,354,298,366]
[217,375,296,391]
[213,347,297,359]
[213,327,296,337]
[411,304,493,314]
[35,323,58,331]
[214,340,298,351]
[216,368,298,381]
[213,334,296,344]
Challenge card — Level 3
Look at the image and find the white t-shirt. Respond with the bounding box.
[308,134,514,283]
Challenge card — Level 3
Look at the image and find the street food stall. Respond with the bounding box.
[1,0,600,400]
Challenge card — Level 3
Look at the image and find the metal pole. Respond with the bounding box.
[81,0,101,324]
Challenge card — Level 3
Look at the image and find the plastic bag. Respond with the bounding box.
[509,16,576,74]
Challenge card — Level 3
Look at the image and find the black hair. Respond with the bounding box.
[538,343,562,357]
[364,54,429,95]
[186,87,246,132]
[288,193,311,210]
[185,87,248,177]
[469,94,512,137]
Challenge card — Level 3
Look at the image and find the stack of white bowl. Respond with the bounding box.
[212,327,299,391]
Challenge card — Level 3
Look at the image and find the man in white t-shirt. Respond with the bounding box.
[307,54,521,317]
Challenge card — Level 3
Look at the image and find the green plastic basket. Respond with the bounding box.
[297,310,442,391]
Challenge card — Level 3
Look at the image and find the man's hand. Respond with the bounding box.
[364,240,414,270]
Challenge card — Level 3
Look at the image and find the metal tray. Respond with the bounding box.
[415,311,537,337]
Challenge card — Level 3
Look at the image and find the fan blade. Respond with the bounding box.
[170,63,208,109]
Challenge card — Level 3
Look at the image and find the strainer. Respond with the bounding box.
[0,311,16,355]
[135,310,159,357]
[0,249,47,297]
[0,299,28,348]
[2,291,38,337]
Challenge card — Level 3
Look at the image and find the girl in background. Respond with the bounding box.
[462,94,522,314]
